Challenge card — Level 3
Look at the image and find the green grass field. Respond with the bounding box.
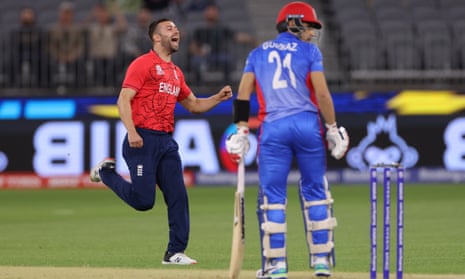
[0,184,464,277]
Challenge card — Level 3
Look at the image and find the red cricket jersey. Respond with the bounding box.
[122,50,191,133]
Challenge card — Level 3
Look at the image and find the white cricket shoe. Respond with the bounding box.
[162,252,198,265]
[256,260,287,279]
[314,256,331,277]
[89,158,116,182]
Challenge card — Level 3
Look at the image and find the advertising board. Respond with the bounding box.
[0,90,464,187]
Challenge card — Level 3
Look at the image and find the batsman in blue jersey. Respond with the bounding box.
[226,2,349,278]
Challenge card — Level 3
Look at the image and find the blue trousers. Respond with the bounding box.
[257,111,330,264]
[100,128,189,253]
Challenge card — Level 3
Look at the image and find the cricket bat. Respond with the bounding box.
[229,159,245,279]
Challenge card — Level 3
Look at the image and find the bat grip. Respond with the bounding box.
[237,159,245,193]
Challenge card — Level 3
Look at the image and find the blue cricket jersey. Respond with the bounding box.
[243,32,324,123]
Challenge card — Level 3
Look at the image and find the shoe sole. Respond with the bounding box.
[161,261,197,265]
[256,269,287,279]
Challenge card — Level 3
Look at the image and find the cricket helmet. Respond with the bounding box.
[276,1,322,29]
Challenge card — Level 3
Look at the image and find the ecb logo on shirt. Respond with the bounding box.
[155,65,164,75]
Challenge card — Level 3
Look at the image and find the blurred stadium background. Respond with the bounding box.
[0,0,464,188]
[1,0,465,94]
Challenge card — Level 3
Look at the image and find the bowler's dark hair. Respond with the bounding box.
[148,18,171,41]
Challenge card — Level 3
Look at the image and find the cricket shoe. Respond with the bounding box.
[256,261,287,279]
[89,158,116,183]
[314,257,331,277]
[162,251,198,265]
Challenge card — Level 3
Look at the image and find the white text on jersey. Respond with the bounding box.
[159,82,180,96]
[262,42,298,52]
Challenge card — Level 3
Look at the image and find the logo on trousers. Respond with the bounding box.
[137,164,143,176]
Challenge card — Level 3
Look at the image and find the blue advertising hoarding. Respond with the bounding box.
[0,90,464,187]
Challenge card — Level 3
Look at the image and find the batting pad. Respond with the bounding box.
[259,196,287,259]
[300,177,337,267]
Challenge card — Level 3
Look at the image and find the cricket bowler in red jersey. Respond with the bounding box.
[90,18,233,265]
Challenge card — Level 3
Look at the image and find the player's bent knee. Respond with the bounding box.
[133,200,155,211]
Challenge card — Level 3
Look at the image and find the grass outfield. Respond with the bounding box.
[0,184,464,278]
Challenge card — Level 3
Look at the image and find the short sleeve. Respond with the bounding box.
[309,45,324,72]
[176,68,191,101]
[243,49,256,73]
[122,58,146,91]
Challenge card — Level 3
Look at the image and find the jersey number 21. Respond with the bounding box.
[268,51,297,90]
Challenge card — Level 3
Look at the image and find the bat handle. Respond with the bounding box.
[237,159,245,193]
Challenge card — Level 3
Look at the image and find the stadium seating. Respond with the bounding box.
[326,0,465,90]
[0,0,464,94]
[379,20,420,70]
[0,0,256,94]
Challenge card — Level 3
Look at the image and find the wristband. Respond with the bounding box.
[233,99,250,123]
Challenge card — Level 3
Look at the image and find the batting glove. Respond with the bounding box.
[226,126,250,163]
[326,123,349,160]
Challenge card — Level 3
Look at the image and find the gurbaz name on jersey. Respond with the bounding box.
[262,41,298,51]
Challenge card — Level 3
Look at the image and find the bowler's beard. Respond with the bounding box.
[169,45,179,54]
[162,39,179,54]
